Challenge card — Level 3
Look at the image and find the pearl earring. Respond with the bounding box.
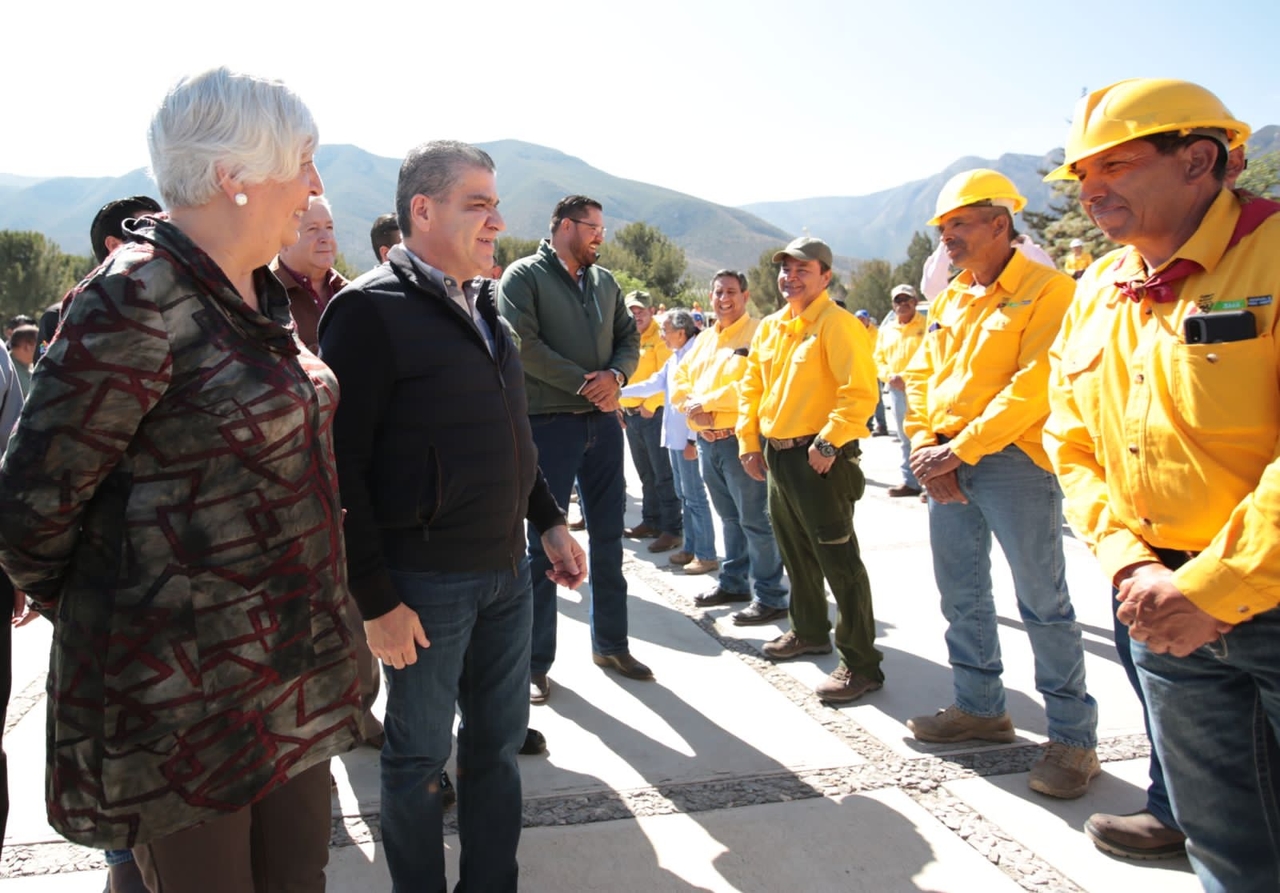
[234,193,248,207]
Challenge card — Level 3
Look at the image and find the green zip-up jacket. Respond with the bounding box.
[497,240,639,414]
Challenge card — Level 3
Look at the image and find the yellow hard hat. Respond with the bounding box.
[1044,78,1250,181]
[927,169,1027,226]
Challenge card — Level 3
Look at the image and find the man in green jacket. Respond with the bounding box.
[498,195,646,702]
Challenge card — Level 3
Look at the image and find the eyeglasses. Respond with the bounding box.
[892,297,915,304]
[569,219,606,237]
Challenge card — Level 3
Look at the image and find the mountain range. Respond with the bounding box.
[1,126,1275,276]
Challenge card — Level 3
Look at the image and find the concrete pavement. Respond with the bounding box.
[0,431,1199,891]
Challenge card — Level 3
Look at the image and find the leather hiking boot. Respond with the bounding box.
[907,704,1016,744]
[1084,810,1186,860]
[761,630,832,661]
[647,532,682,553]
[683,557,719,575]
[887,484,922,497]
[592,651,654,680]
[1029,741,1101,799]
[731,602,788,626]
[815,666,883,704]
[520,728,548,756]
[668,550,694,566]
[695,587,751,607]
[624,523,659,539]
[530,673,551,704]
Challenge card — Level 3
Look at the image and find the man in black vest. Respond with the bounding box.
[320,140,585,893]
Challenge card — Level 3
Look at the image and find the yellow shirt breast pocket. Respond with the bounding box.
[1169,335,1279,438]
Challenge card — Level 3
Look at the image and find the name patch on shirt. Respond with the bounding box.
[1206,295,1272,312]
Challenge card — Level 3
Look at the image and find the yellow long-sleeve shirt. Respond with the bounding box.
[903,249,1074,471]
[619,319,670,413]
[1045,189,1280,623]
[737,292,878,456]
[873,312,928,382]
[671,313,760,431]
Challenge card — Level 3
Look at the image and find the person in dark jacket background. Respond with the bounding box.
[319,140,585,893]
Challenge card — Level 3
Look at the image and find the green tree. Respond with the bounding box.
[1239,149,1280,197]
[0,231,89,319]
[847,259,893,322]
[333,252,360,281]
[494,236,541,269]
[890,231,933,296]
[597,221,687,300]
[746,247,785,317]
[1022,154,1115,266]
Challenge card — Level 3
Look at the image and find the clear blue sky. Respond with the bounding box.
[4,0,1277,206]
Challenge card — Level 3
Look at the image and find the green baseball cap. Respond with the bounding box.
[771,236,833,269]
[625,290,652,310]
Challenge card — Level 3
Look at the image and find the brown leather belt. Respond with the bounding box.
[766,434,816,451]
[698,428,735,442]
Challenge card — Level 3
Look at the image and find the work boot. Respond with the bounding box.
[682,557,719,575]
[760,630,832,661]
[1029,741,1101,799]
[887,484,922,497]
[647,532,682,553]
[906,704,1016,744]
[668,550,694,566]
[815,666,883,704]
[1084,810,1186,860]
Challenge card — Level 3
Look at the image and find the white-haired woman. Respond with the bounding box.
[0,68,359,892]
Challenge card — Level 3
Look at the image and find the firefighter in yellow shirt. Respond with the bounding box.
[672,270,788,624]
[1062,238,1094,279]
[902,169,1099,800]
[873,284,927,496]
[1043,78,1278,886]
[737,237,882,704]
[619,291,682,553]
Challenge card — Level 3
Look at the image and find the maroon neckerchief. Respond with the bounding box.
[1115,192,1280,303]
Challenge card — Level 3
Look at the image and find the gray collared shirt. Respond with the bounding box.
[394,244,495,356]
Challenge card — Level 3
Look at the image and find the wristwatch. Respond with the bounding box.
[609,368,626,387]
[814,437,838,458]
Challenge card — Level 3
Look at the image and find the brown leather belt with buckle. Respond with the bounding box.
[699,428,735,442]
[766,434,817,451]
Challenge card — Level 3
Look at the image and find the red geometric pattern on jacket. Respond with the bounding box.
[0,219,359,849]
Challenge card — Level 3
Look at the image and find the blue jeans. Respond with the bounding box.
[668,447,716,561]
[1135,609,1280,893]
[697,436,787,608]
[884,387,920,489]
[623,408,681,534]
[928,444,1097,747]
[1111,596,1177,828]
[528,412,628,672]
[870,386,887,432]
[380,563,532,893]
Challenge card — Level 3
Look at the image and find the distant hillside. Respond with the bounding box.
[743,124,1280,263]
[3,126,1275,272]
[0,142,794,279]
[742,153,1060,263]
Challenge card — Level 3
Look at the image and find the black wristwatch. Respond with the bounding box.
[814,437,838,458]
